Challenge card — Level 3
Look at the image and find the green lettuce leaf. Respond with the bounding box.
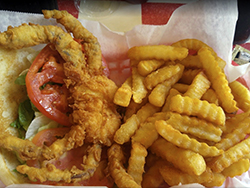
[10,99,35,138]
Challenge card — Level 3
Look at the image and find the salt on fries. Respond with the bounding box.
[111,39,250,187]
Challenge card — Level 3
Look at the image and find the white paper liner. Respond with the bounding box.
[0,0,248,187]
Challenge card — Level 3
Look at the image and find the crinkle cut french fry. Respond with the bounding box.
[171,39,226,70]
[132,112,170,149]
[113,40,250,187]
[183,71,211,99]
[169,94,226,126]
[127,142,147,185]
[131,121,158,149]
[198,47,238,113]
[148,65,184,107]
[132,67,148,104]
[155,120,223,157]
[124,94,149,121]
[128,45,188,61]
[137,59,165,76]
[159,164,213,187]
[171,38,213,52]
[216,56,227,71]
[201,88,219,105]
[113,76,132,107]
[114,103,160,144]
[244,153,250,159]
[142,159,165,188]
[215,117,250,150]
[172,83,189,93]
[114,114,139,145]
[166,112,222,142]
[179,68,202,85]
[209,136,250,173]
[107,144,141,188]
[229,80,250,112]
[136,102,161,123]
[150,138,206,176]
[177,55,202,69]
[148,77,174,107]
[161,88,180,112]
[201,172,226,187]
[223,110,250,134]
[145,152,160,168]
[144,63,184,90]
[222,158,250,178]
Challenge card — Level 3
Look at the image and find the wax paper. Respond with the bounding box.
[0,0,247,187]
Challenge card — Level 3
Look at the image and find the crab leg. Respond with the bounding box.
[0,134,40,161]
[43,9,102,73]
[16,143,102,183]
[0,23,85,68]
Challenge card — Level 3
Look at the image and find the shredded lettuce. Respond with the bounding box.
[14,69,28,85]
[25,112,59,140]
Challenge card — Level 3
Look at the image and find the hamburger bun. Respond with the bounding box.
[0,46,36,186]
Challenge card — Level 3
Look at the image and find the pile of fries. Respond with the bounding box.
[110,39,250,187]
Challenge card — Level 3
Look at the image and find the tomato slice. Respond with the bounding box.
[31,127,70,147]
[26,41,110,126]
[27,127,70,168]
[26,44,71,126]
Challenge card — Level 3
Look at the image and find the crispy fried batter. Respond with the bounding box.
[43,9,102,73]
[42,125,86,160]
[0,10,120,148]
[0,134,40,161]
[17,143,101,183]
[16,163,73,183]
[42,9,121,147]
[0,10,121,184]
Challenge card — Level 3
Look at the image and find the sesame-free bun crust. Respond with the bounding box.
[0,47,35,186]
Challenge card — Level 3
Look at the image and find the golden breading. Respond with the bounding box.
[0,9,121,185]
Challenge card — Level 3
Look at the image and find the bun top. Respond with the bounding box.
[0,47,35,186]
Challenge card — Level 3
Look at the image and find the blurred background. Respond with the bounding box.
[0,0,249,44]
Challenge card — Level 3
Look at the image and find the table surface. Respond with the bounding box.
[0,0,58,13]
